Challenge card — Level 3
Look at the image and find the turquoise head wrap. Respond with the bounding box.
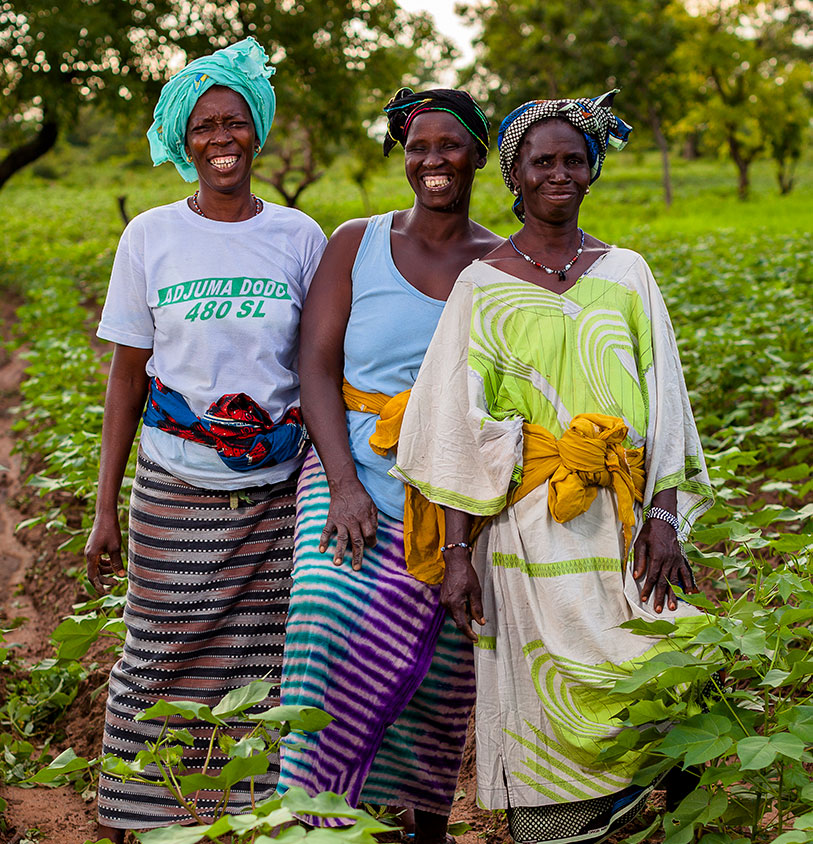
[147,37,276,182]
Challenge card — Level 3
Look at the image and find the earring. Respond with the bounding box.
[254,144,261,154]
[185,151,192,163]
[512,186,520,196]
[585,186,590,194]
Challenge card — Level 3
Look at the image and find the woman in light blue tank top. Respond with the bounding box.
[279,89,502,843]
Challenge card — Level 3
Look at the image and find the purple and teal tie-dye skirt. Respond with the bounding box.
[278,448,475,818]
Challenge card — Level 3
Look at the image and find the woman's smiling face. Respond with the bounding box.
[403,111,486,212]
[510,119,591,224]
[185,86,256,194]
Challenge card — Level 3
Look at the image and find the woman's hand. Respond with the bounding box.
[85,510,126,594]
[633,518,697,613]
[320,479,378,571]
[441,548,485,643]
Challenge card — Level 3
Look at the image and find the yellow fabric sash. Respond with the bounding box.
[341,380,411,456]
[342,380,645,585]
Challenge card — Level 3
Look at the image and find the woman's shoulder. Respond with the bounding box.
[588,246,655,284]
[127,199,186,229]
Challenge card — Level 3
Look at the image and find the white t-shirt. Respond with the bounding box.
[97,198,327,489]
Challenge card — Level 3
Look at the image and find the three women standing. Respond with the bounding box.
[88,38,712,844]
[86,38,325,841]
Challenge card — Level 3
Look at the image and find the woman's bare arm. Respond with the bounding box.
[85,344,152,593]
[299,220,378,570]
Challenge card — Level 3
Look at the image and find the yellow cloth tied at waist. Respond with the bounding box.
[342,380,412,456]
[343,379,645,586]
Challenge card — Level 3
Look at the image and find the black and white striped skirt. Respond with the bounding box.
[98,451,296,829]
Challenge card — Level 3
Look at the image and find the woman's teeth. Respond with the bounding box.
[211,156,238,170]
[423,175,451,189]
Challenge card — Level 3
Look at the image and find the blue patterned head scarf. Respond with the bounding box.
[147,37,276,182]
[497,89,632,220]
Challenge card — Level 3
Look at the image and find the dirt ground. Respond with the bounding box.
[0,299,661,844]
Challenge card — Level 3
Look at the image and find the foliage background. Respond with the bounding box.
[1,0,812,841]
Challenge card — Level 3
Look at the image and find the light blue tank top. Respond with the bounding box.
[342,211,445,520]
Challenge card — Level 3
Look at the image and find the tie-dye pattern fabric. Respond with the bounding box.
[278,449,475,820]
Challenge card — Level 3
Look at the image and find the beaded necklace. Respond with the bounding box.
[508,229,585,281]
[189,190,262,218]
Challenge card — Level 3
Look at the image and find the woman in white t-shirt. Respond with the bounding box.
[85,38,326,843]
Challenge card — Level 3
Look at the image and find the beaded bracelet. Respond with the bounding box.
[440,541,471,554]
[646,507,680,534]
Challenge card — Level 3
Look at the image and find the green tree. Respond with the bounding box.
[676,0,810,199]
[756,63,811,194]
[458,0,695,205]
[0,0,174,189]
[0,1,451,200]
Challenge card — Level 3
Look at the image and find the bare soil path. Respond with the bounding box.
[0,297,102,843]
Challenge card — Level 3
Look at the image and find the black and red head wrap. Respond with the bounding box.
[383,87,490,158]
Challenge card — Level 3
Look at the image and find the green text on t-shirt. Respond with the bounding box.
[156,277,291,307]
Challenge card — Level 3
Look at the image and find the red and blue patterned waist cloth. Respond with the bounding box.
[142,377,307,472]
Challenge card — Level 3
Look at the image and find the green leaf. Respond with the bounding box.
[770,533,813,552]
[777,607,813,626]
[760,669,791,687]
[769,732,807,761]
[51,614,107,660]
[262,829,307,844]
[737,736,776,770]
[737,733,805,771]
[771,833,813,844]
[671,586,717,611]
[137,825,211,843]
[447,822,472,836]
[664,788,728,844]
[658,714,734,766]
[226,735,265,758]
[136,699,226,726]
[211,680,273,718]
[247,705,334,732]
[612,651,704,694]
[167,728,194,746]
[699,764,743,787]
[691,626,726,645]
[176,752,269,796]
[28,748,90,783]
[623,698,677,725]
[280,787,393,830]
[618,619,678,635]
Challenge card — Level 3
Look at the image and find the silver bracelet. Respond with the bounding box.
[647,507,680,534]
[440,541,471,554]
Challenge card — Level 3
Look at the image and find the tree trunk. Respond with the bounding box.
[775,157,795,195]
[727,132,750,200]
[649,107,673,207]
[0,120,59,190]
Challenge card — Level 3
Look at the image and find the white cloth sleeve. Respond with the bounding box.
[97,221,154,349]
[392,277,523,516]
[634,256,713,535]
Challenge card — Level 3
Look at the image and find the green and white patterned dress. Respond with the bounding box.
[393,248,713,814]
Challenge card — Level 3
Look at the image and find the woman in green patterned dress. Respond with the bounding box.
[392,92,714,844]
